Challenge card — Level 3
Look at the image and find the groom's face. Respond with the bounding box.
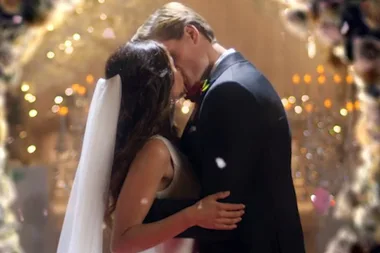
[161,26,209,92]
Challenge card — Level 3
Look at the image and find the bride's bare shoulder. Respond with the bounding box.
[131,138,171,171]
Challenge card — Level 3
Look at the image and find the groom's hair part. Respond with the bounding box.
[132,2,216,43]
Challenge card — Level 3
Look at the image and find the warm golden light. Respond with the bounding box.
[316,65,324,74]
[294,106,303,114]
[333,125,341,133]
[303,74,312,84]
[29,109,38,117]
[86,75,94,84]
[292,74,300,84]
[19,131,27,139]
[21,83,30,92]
[324,99,332,108]
[58,106,69,116]
[340,108,348,116]
[65,88,74,96]
[354,100,360,110]
[346,102,354,112]
[27,145,36,154]
[47,51,55,59]
[346,75,354,84]
[305,104,313,113]
[51,105,60,113]
[181,106,190,114]
[77,86,87,95]
[73,33,81,40]
[333,74,342,83]
[54,96,64,104]
[317,75,326,84]
[288,96,296,104]
[46,24,55,31]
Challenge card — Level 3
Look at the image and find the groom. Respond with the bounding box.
[133,2,305,253]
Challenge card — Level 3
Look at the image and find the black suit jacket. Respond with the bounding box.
[144,52,306,253]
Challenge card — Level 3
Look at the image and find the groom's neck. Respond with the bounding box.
[201,43,226,80]
[209,43,227,67]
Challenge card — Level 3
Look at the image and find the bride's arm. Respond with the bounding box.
[111,139,196,253]
[111,139,243,253]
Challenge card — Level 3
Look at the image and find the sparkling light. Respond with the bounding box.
[64,40,72,47]
[54,96,64,104]
[19,131,27,139]
[29,109,38,117]
[181,106,190,114]
[295,106,303,114]
[73,33,81,40]
[292,74,300,84]
[303,74,312,84]
[100,13,107,20]
[333,125,342,133]
[65,88,74,96]
[27,95,36,103]
[21,83,30,92]
[47,51,55,59]
[46,24,55,31]
[58,106,69,116]
[288,96,296,104]
[340,108,348,116]
[301,95,310,102]
[27,145,36,154]
[316,65,324,74]
[51,105,60,113]
[65,47,74,54]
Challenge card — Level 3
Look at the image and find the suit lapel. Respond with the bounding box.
[180,52,247,177]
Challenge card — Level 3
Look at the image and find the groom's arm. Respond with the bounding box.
[177,82,261,240]
[146,82,261,241]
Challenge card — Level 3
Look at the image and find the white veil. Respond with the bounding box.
[56,75,122,253]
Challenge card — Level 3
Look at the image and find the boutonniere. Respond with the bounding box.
[201,79,210,94]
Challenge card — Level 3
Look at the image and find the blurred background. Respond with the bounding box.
[1,0,379,252]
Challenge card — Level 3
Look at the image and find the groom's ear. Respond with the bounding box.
[184,25,200,45]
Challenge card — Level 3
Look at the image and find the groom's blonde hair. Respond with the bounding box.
[132,2,216,43]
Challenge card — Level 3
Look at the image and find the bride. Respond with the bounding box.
[56,40,245,253]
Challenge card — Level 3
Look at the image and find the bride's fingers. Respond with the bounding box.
[218,210,244,218]
[215,217,242,225]
[213,223,238,230]
[218,202,245,211]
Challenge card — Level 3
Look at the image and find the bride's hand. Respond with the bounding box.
[185,191,245,230]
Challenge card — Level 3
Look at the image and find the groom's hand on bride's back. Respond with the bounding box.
[184,191,245,230]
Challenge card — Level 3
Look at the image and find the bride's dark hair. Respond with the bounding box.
[104,40,177,227]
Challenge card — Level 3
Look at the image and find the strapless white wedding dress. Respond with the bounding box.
[140,135,200,253]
